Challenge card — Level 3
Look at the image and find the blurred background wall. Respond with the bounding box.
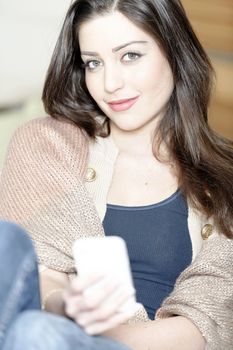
[182,0,233,140]
[0,0,71,167]
[0,0,232,167]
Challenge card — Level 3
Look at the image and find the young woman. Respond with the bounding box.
[0,1,232,349]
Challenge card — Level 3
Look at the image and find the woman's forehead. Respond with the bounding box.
[78,11,152,50]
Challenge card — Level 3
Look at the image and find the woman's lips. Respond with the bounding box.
[108,96,139,112]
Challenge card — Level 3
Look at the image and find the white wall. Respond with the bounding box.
[0,0,72,167]
[0,0,71,106]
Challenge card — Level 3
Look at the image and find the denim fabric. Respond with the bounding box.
[0,221,41,347]
[3,311,131,350]
[0,221,131,350]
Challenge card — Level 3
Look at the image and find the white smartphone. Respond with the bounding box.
[72,236,139,314]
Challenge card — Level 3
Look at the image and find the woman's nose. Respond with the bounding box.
[104,64,125,93]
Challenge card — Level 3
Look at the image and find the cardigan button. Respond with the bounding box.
[201,224,213,240]
[85,167,97,182]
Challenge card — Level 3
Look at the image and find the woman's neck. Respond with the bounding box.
[110,123,156,158]
[109,122,172,164]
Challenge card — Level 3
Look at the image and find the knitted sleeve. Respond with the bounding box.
[156,234,233,350]
[0,117,104,272]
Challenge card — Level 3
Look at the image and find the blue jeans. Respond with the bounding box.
[0,221,131,350]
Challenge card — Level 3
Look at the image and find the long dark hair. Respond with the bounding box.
[42,0,233,238]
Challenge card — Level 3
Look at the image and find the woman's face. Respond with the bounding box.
[79,11,174,133]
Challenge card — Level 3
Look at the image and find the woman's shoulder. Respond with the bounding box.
[187,202,233,260]
[10,116,88,157]
[4,116,90,178]
[13,116,87,144]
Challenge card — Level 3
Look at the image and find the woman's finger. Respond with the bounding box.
[64,294,83,317]
[64,274,123,317]
[81,275,123,309]
[67,272,105,295]
[76,285,136,326]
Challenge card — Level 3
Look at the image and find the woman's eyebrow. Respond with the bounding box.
[112,40,148,52]
[81,40,148,56]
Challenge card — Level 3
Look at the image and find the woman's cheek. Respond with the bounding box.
[85,76,100,102]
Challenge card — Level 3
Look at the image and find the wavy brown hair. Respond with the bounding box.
[42,0,233,238]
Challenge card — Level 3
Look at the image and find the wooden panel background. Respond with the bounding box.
[182,0,233,140]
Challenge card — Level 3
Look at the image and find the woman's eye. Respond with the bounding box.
[83,60,102,71]
[122,52,141,62]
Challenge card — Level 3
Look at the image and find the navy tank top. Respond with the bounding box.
[103,190,192,319]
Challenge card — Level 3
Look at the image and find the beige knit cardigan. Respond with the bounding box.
[0,117,232,349]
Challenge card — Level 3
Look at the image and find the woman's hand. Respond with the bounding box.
[63,272,138,335]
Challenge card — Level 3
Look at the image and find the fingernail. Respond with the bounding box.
[85,327,94,335]
[78,317,87,326]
